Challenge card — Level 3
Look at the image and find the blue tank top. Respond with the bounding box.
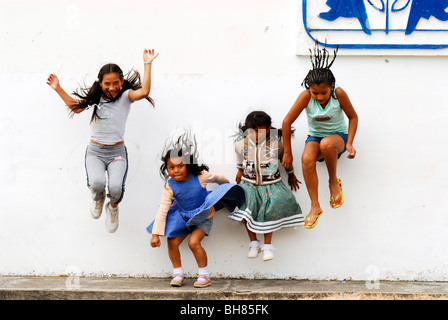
[168,175,209,212]
[305,84,348,137]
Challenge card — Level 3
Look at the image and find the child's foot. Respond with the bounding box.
[261,244,275,261]
[105,202,119,233]
[247,240,261,258]
[194,275,212,288]
[304,208,323,229]
[329,178,344,208]
[170,274,184,287]
[91,196,105,219]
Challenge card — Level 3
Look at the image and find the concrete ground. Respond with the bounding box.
[1,276,447,300]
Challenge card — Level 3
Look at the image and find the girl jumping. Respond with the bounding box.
[47,49,159,233]
[282,42,358,229]
[229,111,304,261]
[147,134,245,288]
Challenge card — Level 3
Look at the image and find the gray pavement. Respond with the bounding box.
[1,276,448,300]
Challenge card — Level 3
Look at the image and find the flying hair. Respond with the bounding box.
[309,39,339,70]
[71,64,155,122]
[302,40,339,96]
[159,131,209,181]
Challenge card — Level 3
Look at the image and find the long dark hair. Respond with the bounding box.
[302,40,339,98]
[71,63,155,122]
[159,132,209,181]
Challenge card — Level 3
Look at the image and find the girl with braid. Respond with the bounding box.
[282,42,358,229]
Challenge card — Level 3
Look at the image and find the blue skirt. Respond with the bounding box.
[147,183,245,238]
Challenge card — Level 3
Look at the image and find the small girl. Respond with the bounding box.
[229,111,304,261]
[47,49,158,233]
[282,41,358,229]
[147,134,245,288]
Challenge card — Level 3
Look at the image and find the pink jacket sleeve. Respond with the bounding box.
[198,171,229,187]
[151,183,174,236]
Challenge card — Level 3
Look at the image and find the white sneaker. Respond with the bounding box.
[261,244,275,262]
[105,202,119,233]
[91,197,105,219]
[247,240,261,258]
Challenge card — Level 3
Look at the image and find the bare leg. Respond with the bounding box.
[245,222,258,242]
[263,232,272,245]
[302,142,323,226]
[320,134,345,204]
[167,235,188,268]
[188,227,208,268]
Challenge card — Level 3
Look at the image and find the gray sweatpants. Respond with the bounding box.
[85,142,128,204]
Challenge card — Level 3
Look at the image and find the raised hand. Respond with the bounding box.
[143,48,159,64]
[46,74,60,91]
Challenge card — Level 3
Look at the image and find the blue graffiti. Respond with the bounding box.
[368,0,386,12]
[303,0,448,49]
[319,0,372,34]
[405,0,448,34]
[391,0,411,12]
[319,0,448,35]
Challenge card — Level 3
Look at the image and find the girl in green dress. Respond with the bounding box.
[229,111,304,261]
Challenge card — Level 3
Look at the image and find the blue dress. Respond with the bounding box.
[147,174,245,237]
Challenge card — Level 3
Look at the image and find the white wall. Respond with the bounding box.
[1,0,448,282]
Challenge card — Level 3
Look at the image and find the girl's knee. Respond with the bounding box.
[302,153,317,169]
[319,139,335,152]
[320,136,344,154]
[168,237,183,249]
[89,179,106,193]
[108,184,123,202]
[188,237,202,252]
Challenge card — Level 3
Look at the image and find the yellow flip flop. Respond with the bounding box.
[330,178,344,209]
[304,209,323,229]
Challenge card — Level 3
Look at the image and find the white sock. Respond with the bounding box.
[198,266,209,277]
[261,244,275,251]
[173,267,184,276]
[249,240,260,247]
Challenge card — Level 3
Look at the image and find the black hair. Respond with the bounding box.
[234,110,291,141]
[71,63,155,122]
[243,110,272,130]
[302,40,339,98]
[159,132,209,181]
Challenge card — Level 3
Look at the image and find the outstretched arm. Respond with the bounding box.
[281,90,310,169]
[199,171,230,187]
[46,74,83,113]
[128,48,159,102]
